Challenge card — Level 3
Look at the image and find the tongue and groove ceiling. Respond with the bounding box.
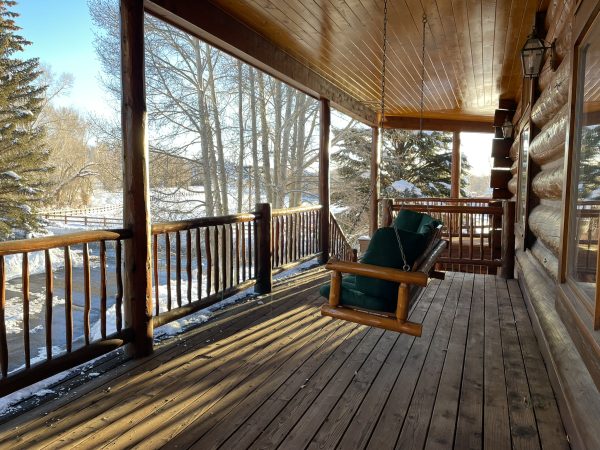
[207,0,543,124]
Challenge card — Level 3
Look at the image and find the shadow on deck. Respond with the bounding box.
[0,269,569,449]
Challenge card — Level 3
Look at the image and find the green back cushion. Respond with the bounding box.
[355,227,430,302]
[393,209,425,232]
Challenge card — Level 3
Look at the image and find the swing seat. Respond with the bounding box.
[320,209,447,336]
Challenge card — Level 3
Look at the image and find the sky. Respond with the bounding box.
[13,0,114,116]
[10,1,493,177]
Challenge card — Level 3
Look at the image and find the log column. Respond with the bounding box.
[451,131,461,198]
[121,0,153,357]
[369,126,381,235]
[319,98,331,264]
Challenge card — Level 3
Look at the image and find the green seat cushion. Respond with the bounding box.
[319,275,357,298]
[319,282,396,313]
[355,227,431,303]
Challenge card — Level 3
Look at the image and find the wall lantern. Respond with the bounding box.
[501,117,514,139]
[520,27,556,78]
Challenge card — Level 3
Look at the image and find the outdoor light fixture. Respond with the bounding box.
[501,117,514,139]
[520,27,556,78]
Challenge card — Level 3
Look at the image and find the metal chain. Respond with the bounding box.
[345,0,389,242]
[419,14,427,141]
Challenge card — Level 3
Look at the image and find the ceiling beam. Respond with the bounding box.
[144,0,377,125]
[383,116,494,133]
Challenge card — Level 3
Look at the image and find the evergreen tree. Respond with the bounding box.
[331,128,470,240]
[0,0,49,238]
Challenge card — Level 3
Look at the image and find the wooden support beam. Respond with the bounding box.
[501,200,516,279]
[254,203,272,295]
[319,98,331,264]
[451,131,461,198]
[145,0,377,125]
[369,126,380,235]
[383,116,493,133]
[121,0,153,357]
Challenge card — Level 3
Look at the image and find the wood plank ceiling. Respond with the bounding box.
[209,0,540,124]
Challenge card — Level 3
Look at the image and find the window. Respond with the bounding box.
[518,127,530,230]
[568,17,600,319]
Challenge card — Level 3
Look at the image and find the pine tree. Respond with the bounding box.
[0,0,49,238]
[331,128,470,240]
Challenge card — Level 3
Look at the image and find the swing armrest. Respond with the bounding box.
[324,260,428,286]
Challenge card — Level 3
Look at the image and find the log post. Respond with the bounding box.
[120,0,153,357]
[381,199,393,227]
[255,203,272,294]
[451,131,461,198]
[319,98,331,264]
[369,126,381,235]
[501,200,516,279]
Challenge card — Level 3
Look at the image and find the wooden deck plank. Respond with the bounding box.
[188,321,360,449]
[67,293,328,449]
[496,278,541,450]
[454,271,485,450]
[249,326,386,449]
[0,271,567,450]
[364,273,456,450]
[394,272,466,450]
[306,276,444,450]
[5,277,328,449]
[506,279,570,450]
[483,274,512,450]
[423,272,475,450]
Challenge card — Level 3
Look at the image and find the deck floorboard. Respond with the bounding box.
[0,271,568,450]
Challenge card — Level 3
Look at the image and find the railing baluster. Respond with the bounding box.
[153,235,159,315]
[469,213,474,260]
[0,256,7,377]
[196,228,202,301]
[176,231,182,308]
[83,243,91,346]
[480,213,484,260]
[44,249,53,360]
[116,240,123,333]
[100,241,107,339]
[214,226,220,293]
[221,224,227,290]
[241,222,247,281]
[166,232,172,311]
[206,227,212,297]
[229,224,234,289]
[22,253,30,368]
[186,229,192,304]
[459,212,463,260]
[64,246,73,352]
[236,223,240,285]
[275,217,280,268]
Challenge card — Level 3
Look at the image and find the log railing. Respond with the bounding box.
[0,203,357,395]
[382,198,515,276]
[0,229,133,395]
[329,212,357,262]
[150,213,257,327]
[271,205,323,272]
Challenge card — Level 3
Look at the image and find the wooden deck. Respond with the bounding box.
[0,270,569,449]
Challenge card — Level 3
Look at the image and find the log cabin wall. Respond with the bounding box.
[513,1,600,448]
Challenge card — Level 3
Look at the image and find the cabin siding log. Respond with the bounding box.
[508,177,518,195]
[528,205,561,255]
[532,165,564,200]
[531,59,570,128]
[531,240,559,281]
[509,138,519,161]
[516,250,600,450]
[529,105,569,166]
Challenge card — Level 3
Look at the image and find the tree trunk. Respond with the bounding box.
[272,81,282,208]
[206,44,229,214]
[292,96,307,206]
[257,72,273,203]
[236,61,245,213]
[193,39,214,216]
[249,68,260,204]
[280,87,294,207]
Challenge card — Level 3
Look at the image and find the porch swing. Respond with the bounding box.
[320,5,448,337]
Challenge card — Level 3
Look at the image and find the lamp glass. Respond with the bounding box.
[501,118,513,139]
[521,33,547,78]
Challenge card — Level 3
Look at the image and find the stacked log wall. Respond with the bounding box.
[520,2,574,281]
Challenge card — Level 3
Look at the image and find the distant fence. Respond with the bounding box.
[42,214,123,228]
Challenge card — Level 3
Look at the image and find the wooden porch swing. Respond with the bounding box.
[320,6,447,337]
